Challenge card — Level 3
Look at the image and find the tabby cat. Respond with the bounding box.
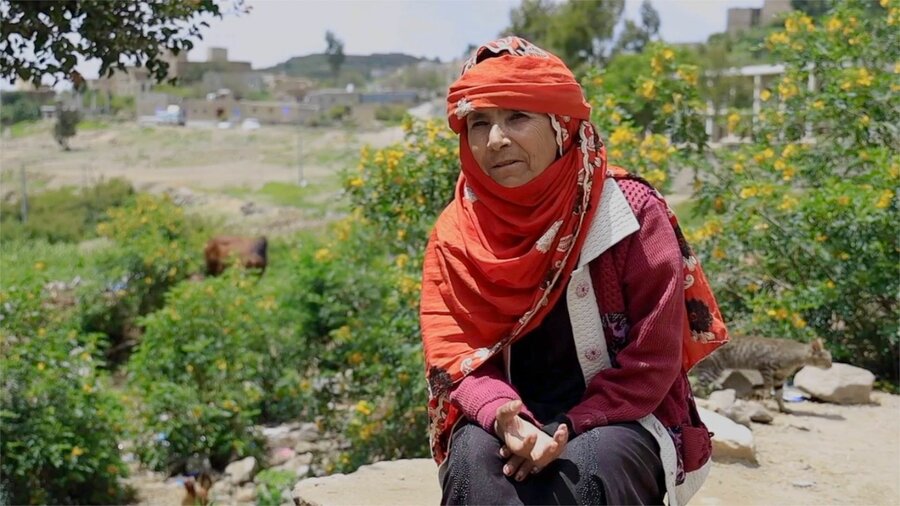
[692,336,832,412]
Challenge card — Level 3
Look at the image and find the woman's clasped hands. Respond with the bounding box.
[493,400,569,482]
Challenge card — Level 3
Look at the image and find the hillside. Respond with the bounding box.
[262,52,433,82]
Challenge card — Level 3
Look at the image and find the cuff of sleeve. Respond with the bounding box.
[566,408,608,435]
[476,398,537,434]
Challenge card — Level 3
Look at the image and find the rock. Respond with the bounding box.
[794,362,874,404]
[742,400,774,424]
[209,479,234,502]
[719,369,764,398]
[292,459,440,506]
[270,447,297,466]
[225,456,259,485]
[294,441,318,454]
[276,453,313,479]
[792,480,816,488]
[235,483,257,503]
[295,423,320,443]
[709,389,737,413]
[698,407,757,463]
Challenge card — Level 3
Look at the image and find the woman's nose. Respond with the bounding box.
[487,124,510,150]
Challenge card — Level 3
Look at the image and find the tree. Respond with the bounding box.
[502,0,624,69]
[0,0,246,86]
[612,0,661,55]
[53,104,79,151]
[325,30,345,83]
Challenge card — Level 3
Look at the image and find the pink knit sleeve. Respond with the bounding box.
[449,356,537,433]
[566,194,684,434]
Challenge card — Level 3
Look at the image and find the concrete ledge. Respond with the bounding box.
[293,459,440,506]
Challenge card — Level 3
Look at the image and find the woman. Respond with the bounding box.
[420,37,728,505]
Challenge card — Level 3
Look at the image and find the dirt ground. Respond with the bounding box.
[695,391,900,505]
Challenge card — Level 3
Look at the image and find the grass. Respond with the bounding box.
[6,120,49,138]
[222,180,346,213]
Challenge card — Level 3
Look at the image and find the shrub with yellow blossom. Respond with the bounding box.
[1,248,128,505]
[692,0,899,379]
[581,43,709,192]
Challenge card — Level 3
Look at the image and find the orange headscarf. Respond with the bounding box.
[420,37,605,463]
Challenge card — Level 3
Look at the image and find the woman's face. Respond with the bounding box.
[466,108,557,188]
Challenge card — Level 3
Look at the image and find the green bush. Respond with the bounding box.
[373,106,408,125]
[1,262,129,504]
[79,193,204,358]
[0,91,41,126]
[128,269,310,472]
[692,1,899,380]
[0,178,134,244]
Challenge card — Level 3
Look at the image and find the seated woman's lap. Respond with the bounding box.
[440,421,665,505]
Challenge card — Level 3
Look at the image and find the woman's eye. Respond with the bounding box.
[511,112,528,120]
[470,120,488,128]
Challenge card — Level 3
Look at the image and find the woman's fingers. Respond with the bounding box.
[502,454,526,478]
[514,459,536,482]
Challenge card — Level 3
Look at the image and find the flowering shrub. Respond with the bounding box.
[127,269,311,471]
[79,193,205,359]
[582,43,709,190]
[692,0,899,378]
[1,243,128,504]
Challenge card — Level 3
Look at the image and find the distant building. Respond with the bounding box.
[303,89,360,109]
[726,0,793,35]
[89,47,251,96]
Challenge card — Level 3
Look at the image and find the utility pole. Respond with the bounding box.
[20,166,28,224]
[297,121,308,187]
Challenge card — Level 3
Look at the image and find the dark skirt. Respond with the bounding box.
[439,421,665,505]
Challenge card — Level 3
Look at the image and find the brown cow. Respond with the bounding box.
[204,236,268,276]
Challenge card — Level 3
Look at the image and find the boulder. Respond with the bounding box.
[698,407,757,463]
[235,483,257,503]
[225,456,259,485]
[276,453,313,479]
[292,459,440,506]
[708,389,737,413]
[794,362,874,404]
[719,369,764,398]
[209,479,234,502]
[270,447,297,466]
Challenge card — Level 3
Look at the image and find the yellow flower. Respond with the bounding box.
[815,233,827,242]
[107,464,119,475]
[760,89,772,102]
[826,280,836,289]
[348,177,364,188]
[856,68,874,87]
[782,166,795,181]
[875,189,894,209]
[603,96,617,109]
[781,144,799,158]
[838,252,851,260]
[186,364,194,373]
[314,248,333,262]
[395,254,409,269]
[727,112,741,132]
[712,248,726,260]
[216,359,228,371]
[675,67,698,86]
[740,186,758,199]
[662,48,675,61]
[610,126,636,146]
[661,103,675,114]
[82,383,93,393]
[355,400,373,416]
[34,261,46,271]
[591,75,604,87]
[348,352,364,366]
[778,195,798,211]
[733,162,744,174]
[37,362,45,371]
[792,314,807,329]
[334,325,351,341]
[610,111,623,124]
[813,100,824,110]
[396,229,406,240]
[859,115,871,127]
[837,195,850,206]
[753,148,775,163]
[639,80,657,100]
[826,17,843,33]
[644,170,667,187]
[766,31,790,47]
[777,79,798,100]
[71,446,85,458]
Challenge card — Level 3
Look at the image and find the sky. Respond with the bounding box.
[4,0,768,89]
